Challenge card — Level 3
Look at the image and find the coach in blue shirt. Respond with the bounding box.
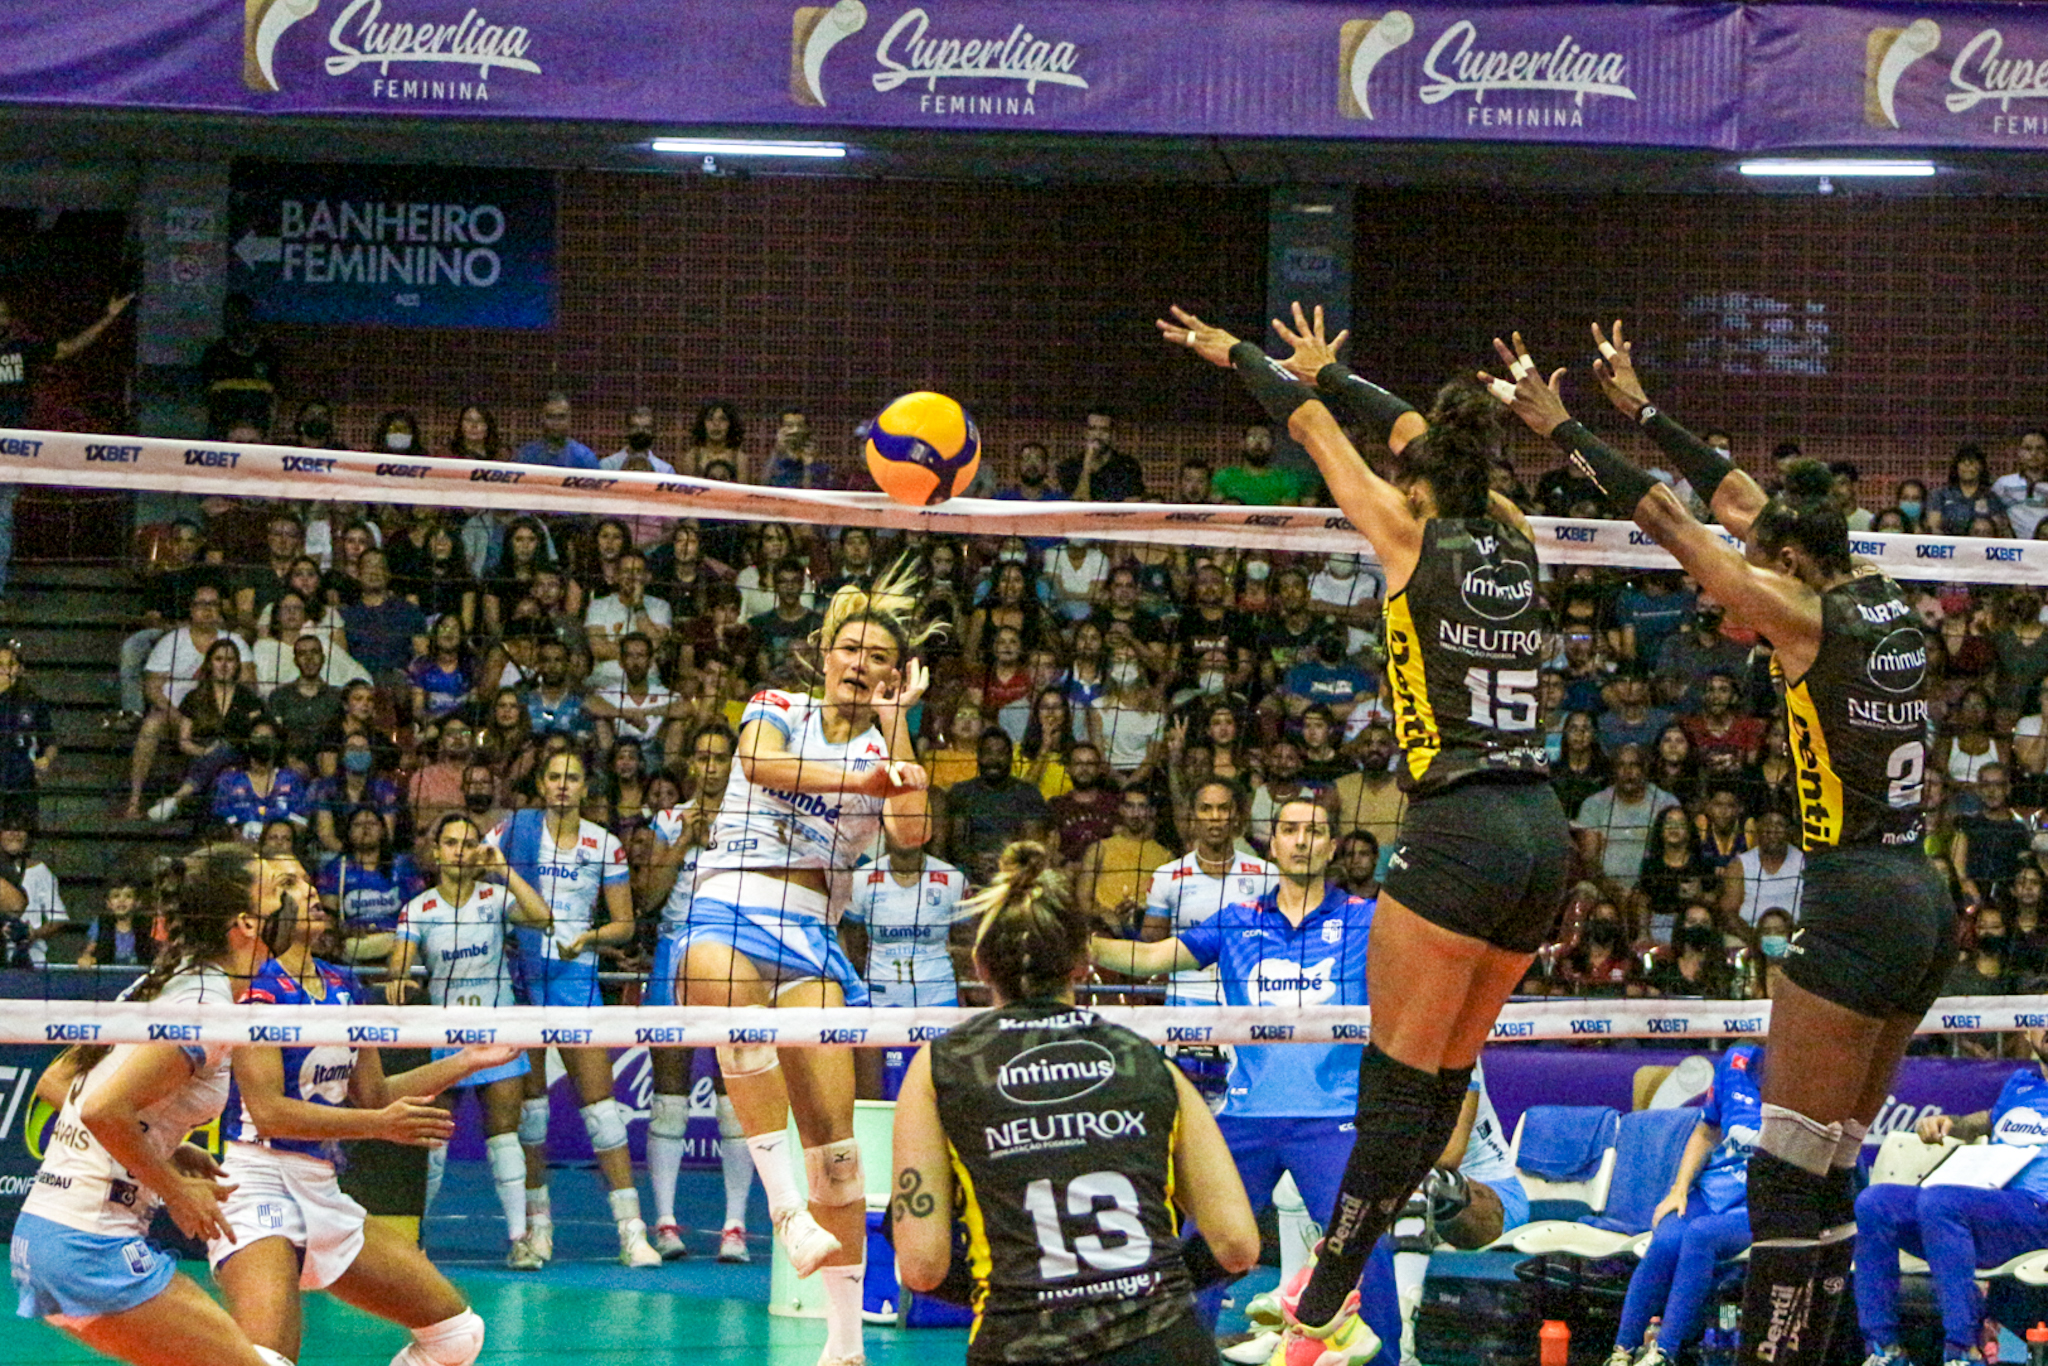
[513,391,599,470]
[1093,793,1397,1354]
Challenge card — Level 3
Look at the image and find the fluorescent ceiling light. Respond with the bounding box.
[1738,159,1935,178]
[651,138,846,158]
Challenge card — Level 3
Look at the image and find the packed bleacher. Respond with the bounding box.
[5,383,2046,1029]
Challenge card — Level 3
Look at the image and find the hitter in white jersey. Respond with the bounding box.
[665,563,935,1366]
[12,847,302,1366]
[841,840,975,1103]
[387,813,556,1266]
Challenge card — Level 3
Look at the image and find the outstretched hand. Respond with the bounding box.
[1477,331,1571,438]
[1155,305,1241,369]
[1270,301,1350,383]
[1590,320,1651,419]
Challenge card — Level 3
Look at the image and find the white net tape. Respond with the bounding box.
[9,995,2039,1050]
[3,425,2046,579]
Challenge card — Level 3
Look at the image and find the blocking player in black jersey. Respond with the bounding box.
[890,841,1259,1366]
[1487,322,1952,1366]
[1159,303,1570,1363]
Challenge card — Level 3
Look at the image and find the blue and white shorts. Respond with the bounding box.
[512,931,602,1009]
[665,874,869,1007]
[208,1143,367,1291]
[431,1045,529,1087]
[11,1212,175,1325]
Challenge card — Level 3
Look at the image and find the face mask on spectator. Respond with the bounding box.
[384,432,413,452]
[1109,661,1142,688]
[244,738,280,767]
[1197,670,1227,695]
[1759,933,1790,959]
[627,431,655,451]
[1898,499,1923,522]
[1586,921,1622,949]
[1245,559,1271,583]
[1326,556,1357,580]
[342,749,373,775]
[464,790,495,814]
[998,547,1027,564]
[1977,932,2009,957]
[1679,924,1719,953]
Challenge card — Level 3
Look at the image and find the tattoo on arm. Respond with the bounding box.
[892,1167,936,1222]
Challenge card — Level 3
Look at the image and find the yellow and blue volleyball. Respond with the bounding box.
[864,391,980,506]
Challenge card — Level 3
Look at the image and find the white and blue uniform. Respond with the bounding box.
[642,799,709,1009]
[13,967,236,1324]
[488,809,628,1008]
[1144,851,1278,1008]
[395,880,529,1086]
[842,855,969,1008]
[1174,885,1398,1349]
[1457,1059,1529,1232]
[667,689,885,1004]
[210,958,373,1289]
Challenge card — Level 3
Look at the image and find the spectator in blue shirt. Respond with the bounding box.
[1854,1035,2048,1366]
[340,549,428,687]
[522,639,593,741]
[317,803,424,965]
[210,720,309,841]
[1276,629,1374,731]
[513,390,599,469]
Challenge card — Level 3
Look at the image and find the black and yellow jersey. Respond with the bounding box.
[1382,518,1550,794]
[930,1000,1193,1364]
[1778,573,1928,850]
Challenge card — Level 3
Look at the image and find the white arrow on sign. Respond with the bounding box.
[235,231,282,269]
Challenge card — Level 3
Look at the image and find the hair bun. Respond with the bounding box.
[1780,458,1835,502]
[1001,840,1051,886]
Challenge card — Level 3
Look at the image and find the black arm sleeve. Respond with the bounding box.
[1228,342,1316,426]
[1641,410,1738,504]
[1314,363,1418,446]
[1548,420,1660,515]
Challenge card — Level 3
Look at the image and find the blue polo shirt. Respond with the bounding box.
[1991,1066,2048,1201]
[1176,883,1375,1120]
[1695,1043,1763,1213]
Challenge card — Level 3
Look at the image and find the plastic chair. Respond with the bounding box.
[1503,1107,1699,1259]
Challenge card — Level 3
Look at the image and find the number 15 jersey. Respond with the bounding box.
[931,1001,1194,1364]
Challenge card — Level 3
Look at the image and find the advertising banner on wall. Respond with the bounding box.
[226,161,554,328]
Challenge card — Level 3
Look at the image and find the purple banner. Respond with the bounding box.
[1483,1047,2022,1165]
[0,2,1744,147]
[1748,5,2048,150]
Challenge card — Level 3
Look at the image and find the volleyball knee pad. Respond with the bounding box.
[717,1043,779,1078]
[485,1131,525,1186]
[255,1348,295,1366]
[580,1098,629,1154]
[717,1092,745,1140]
[517,1097,550,1147]
[649,1093,690,1142]
[1759,1102,1843,1178]
[391,1309,485,1366]
[804,1138,863,1208]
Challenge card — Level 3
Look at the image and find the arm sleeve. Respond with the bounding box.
[1547,421,1659,513]
[1313,363,1418,445]
[1640,411,1738,504]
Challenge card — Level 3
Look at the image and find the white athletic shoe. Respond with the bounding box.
[619,1217,663,1268]
[653,1222,689,1261]
[1222,1331,1282,1364]
[147,795,180,823]
[719,1225,752,1263]
[1604,1348,1634,1366]
[776,1207,843,1278]
[506,1233,544,1271]
[526,1219,553,1262]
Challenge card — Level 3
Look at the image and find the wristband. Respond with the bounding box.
[1229,342,1315,426]
[1316,363,1418,443]
[1550,420,1659,513]
[1640,410,1736,503]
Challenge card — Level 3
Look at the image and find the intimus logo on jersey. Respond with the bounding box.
[1457,560,1535,622]
[1866,626,1929,696]
[996,1040,1117,1105]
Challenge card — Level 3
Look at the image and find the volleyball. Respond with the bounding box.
[864,390,980,506]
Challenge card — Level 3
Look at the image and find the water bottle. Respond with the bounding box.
[1645,1318,1661,1353]
[1540,1320,1571,1366]
[2024,1321,2047,1366]
[1706,1302,1740,1366]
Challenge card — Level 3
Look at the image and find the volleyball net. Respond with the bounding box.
[0,423,2038,1049]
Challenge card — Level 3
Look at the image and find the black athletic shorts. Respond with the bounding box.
[1059,1312,1217,1366]
[1380,775,1571,954]
[1783,845,1956,1019]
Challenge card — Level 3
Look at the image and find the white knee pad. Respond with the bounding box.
[1760,1102,1844,1178]
[485,1131,526,1185]
[518,1096,550,1147]
[581,1098,629,1154]
[716,1043,779,1078]
[804,1138,864,1209]
[391,1309,485,1366]
[649,1093,690,1141]
[255,1348,295,1366]
[717,1092,745,1140]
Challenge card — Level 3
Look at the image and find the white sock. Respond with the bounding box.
[822,1263,866,1359]
[746,1129,806,1222]
[608,1186,643,1226]
[527,1185,552,1228]
[719,1094,753,1229]
[486,1133,527,1241]
[647,1093,689,1228]
[424,1145,446,1215]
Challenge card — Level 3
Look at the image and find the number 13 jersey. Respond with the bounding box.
[1382,518,1549,794]
[930,1001,1194,1364]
